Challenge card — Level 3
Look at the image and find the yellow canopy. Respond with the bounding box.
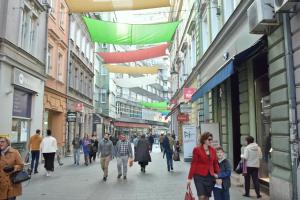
[104,64,160,74]
[65,0,171,13]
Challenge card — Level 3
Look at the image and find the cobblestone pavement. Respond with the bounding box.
[20,144,270,200]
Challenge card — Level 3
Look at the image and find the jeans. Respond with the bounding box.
[165,151,173,171]
[31,150,40,172]
[213,188,230,200]
[73,148,80,165]
[244,167,260,196]
[117,156,128,176]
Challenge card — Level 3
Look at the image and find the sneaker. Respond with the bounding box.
[34,171,38,174]
[243,194,250,197]
[117,174,122,179]
[257,195,262,199]
[123,176,127,180]
[103,176,107,181]
[46,172,50,177]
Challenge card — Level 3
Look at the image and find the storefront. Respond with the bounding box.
[8,68,44,155]
[114,121,151,137]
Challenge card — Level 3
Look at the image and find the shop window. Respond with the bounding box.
[100,89,107,103]
[11,119,30,143]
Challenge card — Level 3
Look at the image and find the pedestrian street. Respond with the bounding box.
[20,144,269,200]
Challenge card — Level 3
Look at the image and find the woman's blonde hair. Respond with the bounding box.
[0,136,11,146]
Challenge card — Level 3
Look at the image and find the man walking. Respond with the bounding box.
[98,133,113,181]
[72,135,81,165]
[116,134,133,180]
[163,133,175,172]
[148,133,154,152]
[27,129,43,174]
[159,133,164,152]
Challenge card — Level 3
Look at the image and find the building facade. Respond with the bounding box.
[169,0,300,199]
[67,14,94,143]
[0,0,47,155]
[44,0,69,149]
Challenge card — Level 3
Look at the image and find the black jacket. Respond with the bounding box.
[218,158,231,191]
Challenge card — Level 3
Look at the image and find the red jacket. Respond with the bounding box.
[188,145,220,179]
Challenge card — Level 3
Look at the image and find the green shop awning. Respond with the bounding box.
[140,102,168,109]
[83,17,180,45]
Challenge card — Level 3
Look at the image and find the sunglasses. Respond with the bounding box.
[0,140,6,143]
[208,138,213,141]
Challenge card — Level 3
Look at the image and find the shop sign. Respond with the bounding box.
[74,102,84,112]
[180,104,192,113]
[93,114,102,124]
[13,68,40,92]
[183,88,196,100]
[170,99,177,104]
[177,113,189,122]
[13,89,32,118]
[67,112,77,122]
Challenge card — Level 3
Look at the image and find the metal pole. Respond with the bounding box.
[282,13,299,200]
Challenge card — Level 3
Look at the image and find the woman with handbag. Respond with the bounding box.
[0,136,24,200]
[187,132,220,200]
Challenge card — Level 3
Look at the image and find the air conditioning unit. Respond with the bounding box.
[274,0,300,12]
[247,0,277,34]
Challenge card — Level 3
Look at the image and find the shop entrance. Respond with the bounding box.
[253,53,270,184]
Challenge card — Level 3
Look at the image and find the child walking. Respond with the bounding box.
[213,146,232,200]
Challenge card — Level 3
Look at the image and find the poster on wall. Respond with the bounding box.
[200,123,220,148]
[182,125,197,162]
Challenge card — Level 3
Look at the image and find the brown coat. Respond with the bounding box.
[0,147,24,200]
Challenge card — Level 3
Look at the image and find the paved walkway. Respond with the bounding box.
[20,144,269,200]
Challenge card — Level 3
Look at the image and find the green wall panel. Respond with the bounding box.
[271,166,292,182]
[271,151,292,170]
[272,136,290,152]
[271,104,289,120]
[270,87,288,105]
[270,72,287,91]
[271,121,290,135]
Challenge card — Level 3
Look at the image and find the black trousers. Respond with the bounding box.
[244,167,260,196]
[43,153,55,171]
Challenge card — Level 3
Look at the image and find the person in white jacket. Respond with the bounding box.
[241,136,262,198]
[40,129,57,176]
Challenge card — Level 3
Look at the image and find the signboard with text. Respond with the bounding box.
[183,88,196,100]
[67,112,77,122]
[182,125,197,162]
[177,113,189,122]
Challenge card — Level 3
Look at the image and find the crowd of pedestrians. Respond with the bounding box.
[0,127,265,200]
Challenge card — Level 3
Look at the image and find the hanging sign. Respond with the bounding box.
[177,113,189,122]
[184,88,196,100]
[74,103,84,112]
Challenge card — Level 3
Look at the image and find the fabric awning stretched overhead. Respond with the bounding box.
[114,75,158,88]
[105,64,160,74]
[65,0,171,13]
[83,17,180,45]
[140,102,168,109]
[98,43,169,64]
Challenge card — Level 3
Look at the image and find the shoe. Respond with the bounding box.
[243,194,250,197]
[34,171,38,174]
[46,172,50,177]
[123,176,127,180]
[103,176,107,181]
[117,174,122,179]
[257,195,262,199]
[171,167,173,171]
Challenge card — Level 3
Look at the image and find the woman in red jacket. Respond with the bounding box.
[187,132,220,200]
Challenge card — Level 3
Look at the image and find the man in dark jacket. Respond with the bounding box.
[162,134,174,172]
[148,133,154,152]
[134,134,151,173]
[213,146,232,200]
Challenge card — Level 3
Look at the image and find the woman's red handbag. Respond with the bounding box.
[184,185,195,200]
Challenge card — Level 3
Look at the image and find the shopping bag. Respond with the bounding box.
[24,152,31,164]
[235,160,243,174]
[173,151,180,161]
[184,185,195,200]
[128,158,134,167]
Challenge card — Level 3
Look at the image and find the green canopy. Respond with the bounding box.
[140,102,168,109]
[83,17,180,45]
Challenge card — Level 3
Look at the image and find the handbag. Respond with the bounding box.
[11,170,31,184]
[235,160,243,174]
[128,158,133,167]
[173,151,180,161]
[184,185,195,200]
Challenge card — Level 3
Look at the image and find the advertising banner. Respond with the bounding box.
[200,123,220,148]
[183,88,196,100]
[182,125,197,162]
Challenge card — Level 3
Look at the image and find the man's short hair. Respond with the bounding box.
[36,129,41,134]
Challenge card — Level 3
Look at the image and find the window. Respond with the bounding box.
[76,30,81,48]
[100,66,107,75]
[69,64,74,88]
[59,3,65,29]
[47,45,53,73]
[79,72,83,92]
[201,13,209,53]
[29,14,38,54]
[81,37,86,54]
[21,6,30,49]
[57,53,63,82]
[191,35,196,68]
[90,48,94,64]
[223,0,234,22]
[21,7,37,53]
[211,0,221,40]
[95,86,100,102]
[100,89,107,103]
[86,43,90,59]
[74,68,78,90]
[49,0,56,16]
[70,19,76,41]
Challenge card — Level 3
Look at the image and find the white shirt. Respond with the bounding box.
[41,136,57,153]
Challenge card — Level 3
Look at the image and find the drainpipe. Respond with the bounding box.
[282,13,299,200]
